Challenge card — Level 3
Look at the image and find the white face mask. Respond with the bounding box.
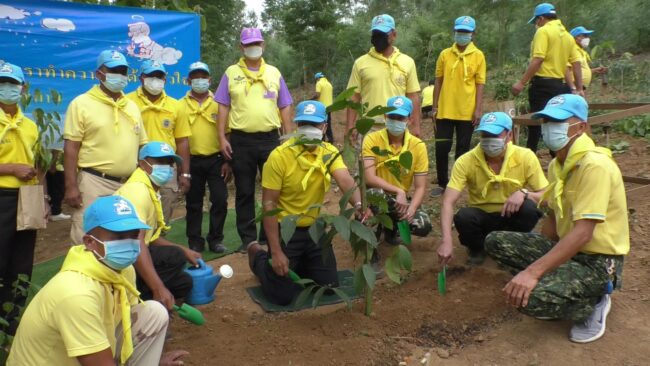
[143,77,165,95]
[296,125,324,144]
[190,78,210,93]
[580,38,590,48]
[480,137,506,157]
[243,45,263,60]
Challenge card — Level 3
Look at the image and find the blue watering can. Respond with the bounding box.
[183,259,233,305]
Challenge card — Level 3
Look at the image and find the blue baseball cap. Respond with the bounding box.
[532,94,588,122]
[454,16,476,32]
[140,59,166,75]
[83,195,150,233]
[97,50,129,69]
[570,26,594,38]
[0,62,25,84]
[294,101,327,123]
[386,96,413,117]
[189,61,210,75]
[370,14,395,33]
[528,3,556,24]
[475,112,513,135]
[314,72,324,79]
[139,141,183,165]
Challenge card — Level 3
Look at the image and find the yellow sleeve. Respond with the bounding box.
[446,155,469,192]
[568,42,582,64]
[138,117,149,145]
[531,28,549,58]
[571,162,609,222]
[524,150,549,191]
[476,52,487,85]
[261,149,284,191]
[347,60,361,92]
[405,57,421,93]
[53,294,111,358]
[172,103,192,139]
[434,51,445,78]
[63,99,84,142]
[412,140,429,174]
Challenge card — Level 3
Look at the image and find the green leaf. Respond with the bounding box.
[2,302,14,314]
[295,285,316,308]
[366,105,396,118]
[326,99,349,113]
[375,213,394,230]
[330,287,352,309]
[280,215,298,244]
[370,146,391,157]
[311,286,327,308]
[350,220,378,248]
[332,215,351,241]
[397,245,413,271]
[294,278,316,286]
[362,263,376,290]
[384,256,401,284]
[355,118,375,135]
[308,217,326,244]
[399,151,413,170]
[333,86,358,104]
[353,267,365,294]
[341,134,357,169]
[338,185,356,212]
[254,207,283,222]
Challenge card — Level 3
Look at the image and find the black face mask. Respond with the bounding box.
[371,31,390,52]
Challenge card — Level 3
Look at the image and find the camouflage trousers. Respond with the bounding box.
[367,188,432,237]
[485,231,624,321]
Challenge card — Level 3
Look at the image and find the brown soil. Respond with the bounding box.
[33,115,650,365]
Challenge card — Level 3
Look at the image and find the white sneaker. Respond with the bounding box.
[569,294,611,343]
[50,213,71,222]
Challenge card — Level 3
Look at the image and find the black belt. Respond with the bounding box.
[81,168,128,183]
[0,188,19,196]
[190,152,223,159]
[231,129,280,138]
[532,76,564,81]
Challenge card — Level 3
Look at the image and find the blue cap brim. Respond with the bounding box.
[98,217,150,232]
[371,26,392,33]
[475,125,507,135]
[581,30,594,35]
[454,25,474,32]
[387,109,410,117]
[0,74,23,83]
[143,152,183,165]
[103,60,128,69]
[295,116,326,124]
[143,68,166,75]
[189,66,210,74]
[531,108,574,121]
[528,15,537,24]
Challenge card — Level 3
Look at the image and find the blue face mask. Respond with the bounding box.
[0,82,22,105]
[541,122,580,151]
[101,72,128,93]
[92,236,141,271]
[191,78,210,93]
[454,32,472,46]
[386,118,407,136]
[145,161,174,186]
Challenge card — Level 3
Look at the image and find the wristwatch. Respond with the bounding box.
[181,173,192,179]
[520,188,529,200]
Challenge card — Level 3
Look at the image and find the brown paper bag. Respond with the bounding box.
[16,185,47,231]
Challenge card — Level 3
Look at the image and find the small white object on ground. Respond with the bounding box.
[219,264,234,278]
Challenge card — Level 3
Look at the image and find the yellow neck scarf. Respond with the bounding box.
[471,143,522,198]
[60,245,140,365]
[375,129,412,170]
[184,92,215,125]
[0,108,34,161]
[237,57,270,93]
[367,47,408,89]
[543,134,612,218]
[450,42,478,82]
[295,141,331,192]
[136,87,174,114]
[128,168,170,241]
[87,85,139,133]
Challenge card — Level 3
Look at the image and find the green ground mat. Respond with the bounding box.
[245,270,359,312]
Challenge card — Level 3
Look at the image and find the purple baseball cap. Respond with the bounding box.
[240,28,264,45]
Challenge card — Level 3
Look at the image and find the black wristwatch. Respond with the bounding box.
[520,188,529,200]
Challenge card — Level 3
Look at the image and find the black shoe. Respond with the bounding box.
[467,249,487,265]
[209,242,226,254]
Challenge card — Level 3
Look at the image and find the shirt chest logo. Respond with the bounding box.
[162,119,171,128]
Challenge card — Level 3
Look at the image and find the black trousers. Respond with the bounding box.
[185,153,228,250]
[325,112,334,143]
[527,77,571,152]
[251,229,338,306]
[46,170,65,215]
[453,199,542,252]
[0,189,37,334]
[230,130,279,246]
[435,119,474,188]
[136,245,193,300]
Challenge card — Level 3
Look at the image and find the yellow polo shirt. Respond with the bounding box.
[0,108,38,188]
[569,46,593,88]
[447,143,548,213]
[262,138,346,227]
[549,149,629,255]
[347,47,420,113]
[315,77,333,107]
[435,42,486,121]
[531,19,582,79]
[114,174,158,245]
[7,257,138,366]
[421,85,434,108]
[362,129,428,191]
[177,92,226,156]
[64,86,148,178]
[126,88,190,150]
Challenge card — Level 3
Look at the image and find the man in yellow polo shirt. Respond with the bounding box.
[437,112,547,265]
[420,80,434,121]
[363,96,431,247]
[216,28,294,252]
[346,14,421,139]
[567,26,608,94]
[64,50,148,245]
[178,61,232,254]
[511,3,583,152]
[431,15,486,197]
[247,101,369,305]
[312,72,334,143]
[127,60,191,221]
[485,95,629,343]
[115,142,201,309]
[8,196,189,366]
[0,62,47,335]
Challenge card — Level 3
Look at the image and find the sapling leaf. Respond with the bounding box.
[280,215,298,244]
[339,185,356,212]
[366,105,396,117]
[312,286,327,308]
[375,213,394,230]
[399,151,413,170]
[308,217,326,244]
[362,263,376,289]
[331,287,352,309]
[370,146,391,156]
[295,278,316,286]
[326,99,349,113]
[397,245,413,271]
[254,207,284,222]
[384,256,401,284]
[332,215,351,241]
[295,284,316,308]
[353,266,365,294]
[333,86,357,104]
[356,118,375,135]
[350,220,378,248]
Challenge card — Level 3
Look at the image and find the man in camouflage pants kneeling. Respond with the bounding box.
[485,94,629,344]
